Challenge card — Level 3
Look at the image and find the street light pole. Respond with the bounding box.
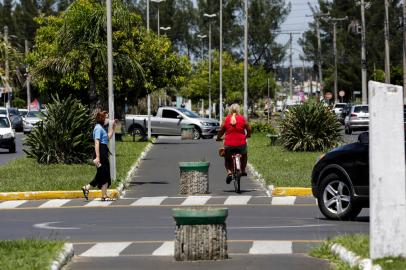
[197,34,207,61]
[146,0,151,140]
[160,26,171,107]
[403,0,406,103]
[219,0,223,124]
[106,0,116,180]
[289,33,293,98]
[360,0,367,104]
[25,40,31,109]
[384,0,390,83]
[243,0,248,119]
[333,22,338,103]
[4,26,10,108]
[204,13,216,120]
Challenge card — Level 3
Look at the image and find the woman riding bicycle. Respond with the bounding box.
[216,103,251,184]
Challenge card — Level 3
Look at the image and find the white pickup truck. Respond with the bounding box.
[125,107,220,140]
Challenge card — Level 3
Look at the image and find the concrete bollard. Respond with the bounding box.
[179,162,210,195]
[181,125,194,140]
[172,208,228,261]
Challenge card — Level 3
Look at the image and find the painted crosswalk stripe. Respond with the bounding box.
[131,196,167,206]
[85,200,113,207]
[152,241,174,256]
[249,241,292,254]
[39,199,71,208]
[0,200,27,209]
[80,242,132,257]
[181,196,211,206]
[224,195,252,205]
[271,196,296,205]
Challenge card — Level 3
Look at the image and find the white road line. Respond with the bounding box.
[249,241,292,254]
[85,200,113,207]
[39,199,71,208]
[131,196,168,206]
[181,196,211,206]
[80,242,132,257]
[152,241,174,256]
[224,196,252,205]
[271,196,296,205]
[0,200,27,209]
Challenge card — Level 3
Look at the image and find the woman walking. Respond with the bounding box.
[216,104,251,184]
[82,110,116,201]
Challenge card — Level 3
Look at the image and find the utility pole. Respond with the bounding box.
[384,0,390,83]
[106,0,116,180]
[403,0,406,103]
[204,13,216,120]
[243,0,248,119]
[197,34,207,61]
[267,77,270,124]
[146,0,151,140]
[4,26,10,108]
[289,33,293,98]
[25,40,31,109]
[360,0,368,104]
[219,0,223,123]
[333,22,338,103]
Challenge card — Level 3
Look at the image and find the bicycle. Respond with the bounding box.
[231,152,242,193]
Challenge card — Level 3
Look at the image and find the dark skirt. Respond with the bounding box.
[89,144,111,189]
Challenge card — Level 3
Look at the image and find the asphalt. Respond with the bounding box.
[0,133,25,164]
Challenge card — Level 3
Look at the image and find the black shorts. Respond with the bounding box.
[224,145,247,156]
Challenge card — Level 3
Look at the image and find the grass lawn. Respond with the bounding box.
[0,239,65,270]
[311,234,406,270]
[249,132,323,187]
[0,136,149,192]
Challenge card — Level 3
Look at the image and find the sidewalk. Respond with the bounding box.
[124,136,265,198]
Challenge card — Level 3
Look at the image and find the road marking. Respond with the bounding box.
[85,200,113,207]
[271,196,296,205]
[39,199,71,208]
[131,196,167,206]
[181,196,211,205]
[0,200,27,209]
[152,241,174,256]
[33,221,80,230]
[80,242,132,257]
[224,195,252,205]
[249,241,292,254]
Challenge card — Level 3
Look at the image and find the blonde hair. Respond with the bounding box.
[228,104,241,125]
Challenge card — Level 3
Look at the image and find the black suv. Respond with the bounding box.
[311,132,369,220]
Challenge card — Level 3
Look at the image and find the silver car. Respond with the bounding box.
[344,105,369,134]
[23,111,44,134]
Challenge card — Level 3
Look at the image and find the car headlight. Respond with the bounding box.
[200,122,212,126]
[2,132,14,139]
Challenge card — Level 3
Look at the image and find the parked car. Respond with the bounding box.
[23,110,44,134]
[19,109,28,117]
[7,107,23,132]
[344,105,369,134]
[339,103,352,124]
[0,114,16,153]
[312,132,370,220]
[125,107,220,140]
[331,103,347,116]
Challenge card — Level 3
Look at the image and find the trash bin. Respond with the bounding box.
[179,161,210,195]
[173,207,228,261]
[181,125,195,140]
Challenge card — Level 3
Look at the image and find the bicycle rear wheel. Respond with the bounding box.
[233,172,241,193]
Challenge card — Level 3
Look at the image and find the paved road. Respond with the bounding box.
[0,136,370,269]
[0,133,25,165]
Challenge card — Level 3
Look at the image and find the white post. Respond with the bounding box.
[369,81,406,259]
[243,0,248,119]
[106,0,116,180]
[25,40,31,109]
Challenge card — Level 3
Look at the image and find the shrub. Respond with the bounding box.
[24,95,93,164]
[250,121,277,134]
[279,101,342,151]
[12,97,26,108]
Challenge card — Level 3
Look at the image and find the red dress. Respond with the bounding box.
[224,114,247,147]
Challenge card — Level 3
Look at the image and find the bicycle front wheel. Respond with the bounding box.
[233,172,241,193]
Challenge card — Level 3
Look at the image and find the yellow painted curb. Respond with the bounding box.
[272,187,312,197]
[0,189,119,201]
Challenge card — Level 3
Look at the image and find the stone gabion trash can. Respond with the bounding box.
[179,162,210,195]
[173,208,228,261]
[181,124,194,140]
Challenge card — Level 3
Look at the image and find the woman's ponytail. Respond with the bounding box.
[231,113,237,125]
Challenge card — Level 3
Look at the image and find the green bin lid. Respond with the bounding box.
[181,124,194,129]
[179,161,210,172]
[172,208,228,225]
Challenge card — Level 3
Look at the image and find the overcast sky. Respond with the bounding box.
[277,0,319,67]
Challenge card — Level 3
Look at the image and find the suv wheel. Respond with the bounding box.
[129,126,145,137]
[192,127,201,140]
[317,173,362,220]
[9,143,16,153]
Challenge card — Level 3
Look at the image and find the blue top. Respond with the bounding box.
[93,124,109,145]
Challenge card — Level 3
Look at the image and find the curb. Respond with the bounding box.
[247,163,312,197]
[0,141,154,201]
[50,243,74,270]
[330,243,382,270]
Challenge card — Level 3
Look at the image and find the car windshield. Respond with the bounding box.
[354,106,368,113]
[0,117,10,128]
[0,109,7,115]
[8,108,18,115]
[335,104,346,108]
[177,108,199,118]
[26,111,42,118]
